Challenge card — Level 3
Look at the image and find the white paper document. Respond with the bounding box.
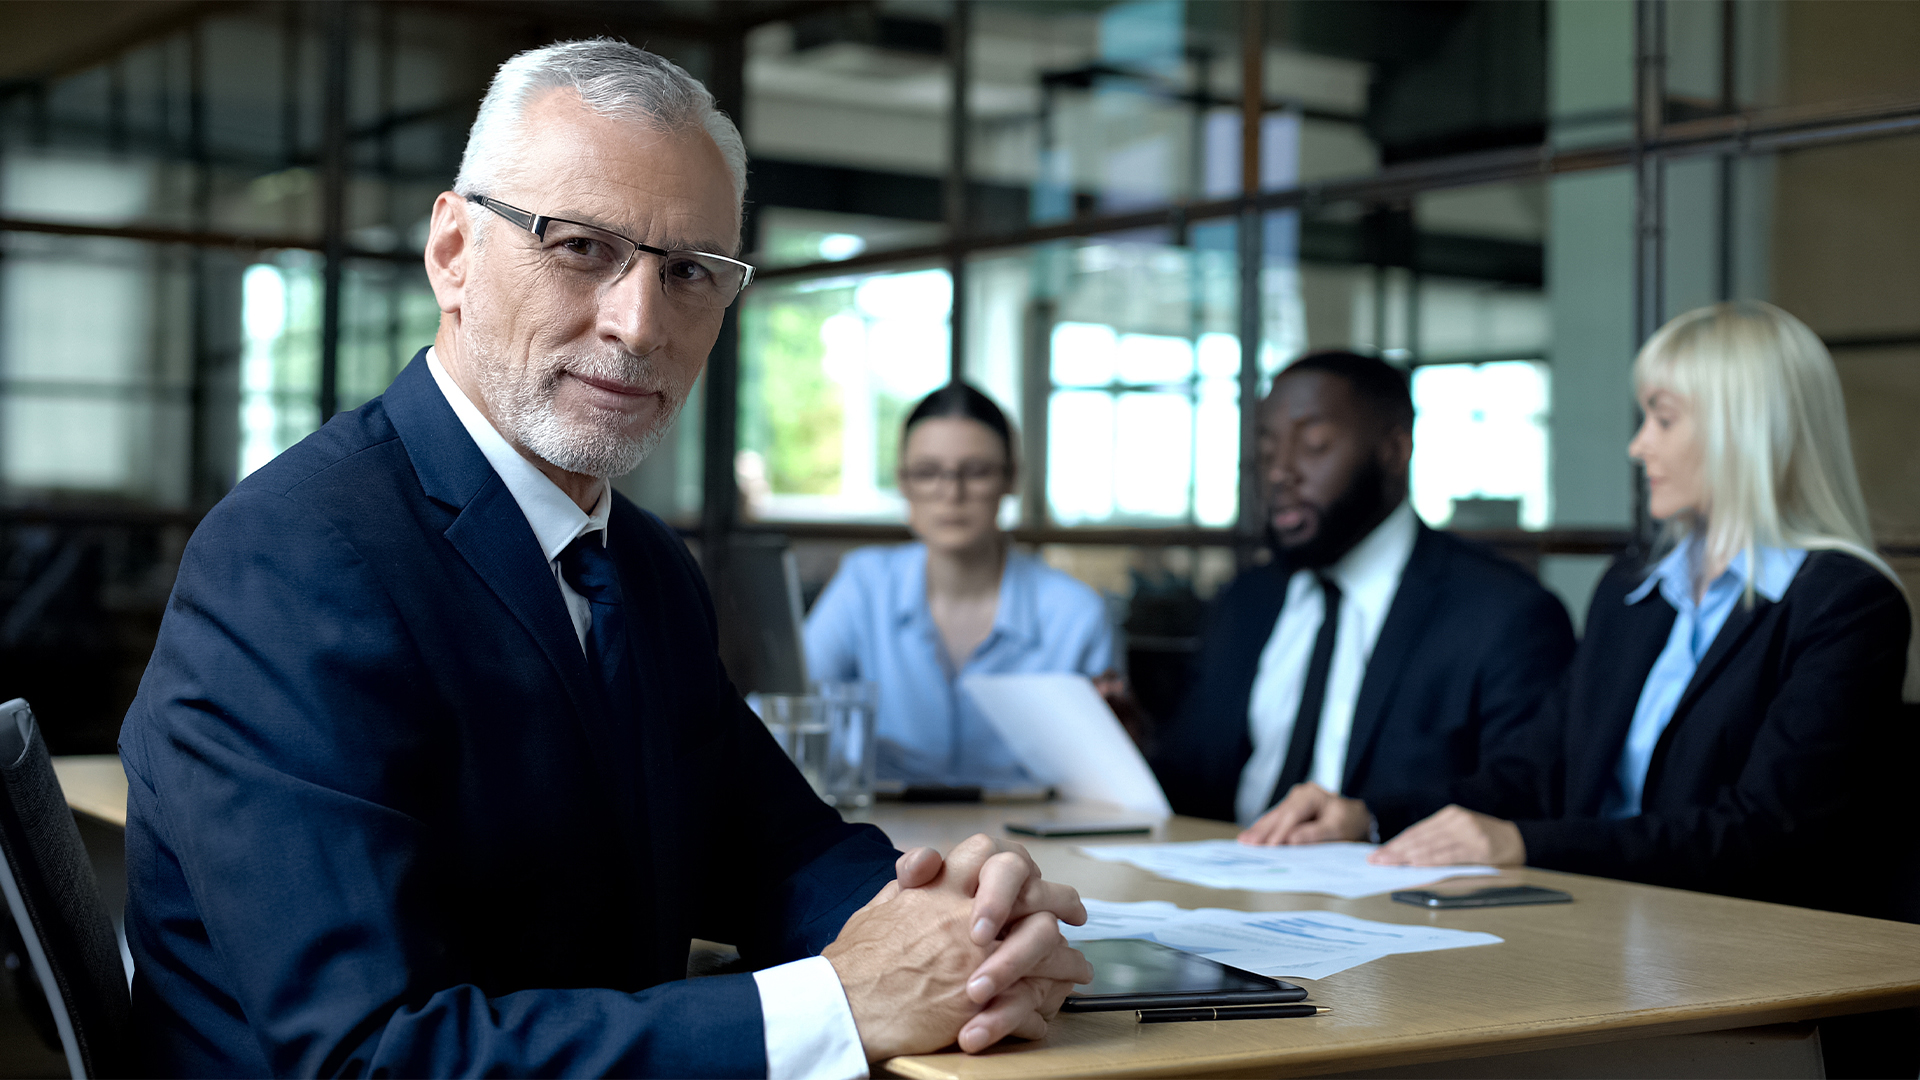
[1064,898,1503,980]
[960,673,1171,817]
[1078,839,1498,898]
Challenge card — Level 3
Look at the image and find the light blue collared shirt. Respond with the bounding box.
[1606,538,1808,818]
[804,544,1114,787]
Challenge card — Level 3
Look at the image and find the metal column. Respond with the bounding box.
[1630,0,1668,543]
[1234,0,1266,567]
[945,0,972,384]
[700,27,751,590]
[317,0,350,422]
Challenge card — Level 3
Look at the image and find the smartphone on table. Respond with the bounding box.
[1391,885,1571,908]
[1060,938,1306,1012]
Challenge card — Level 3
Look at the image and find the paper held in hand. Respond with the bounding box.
[960,672,1172,818]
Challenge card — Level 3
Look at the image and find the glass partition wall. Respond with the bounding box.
[4,0,1919,746]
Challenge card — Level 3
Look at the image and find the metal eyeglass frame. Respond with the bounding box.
[463,193,756,307]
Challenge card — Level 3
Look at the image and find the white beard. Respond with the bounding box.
[474,346,684,479]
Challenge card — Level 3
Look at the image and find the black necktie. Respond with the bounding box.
[1270,574,1342,810]
[559,532,636,723]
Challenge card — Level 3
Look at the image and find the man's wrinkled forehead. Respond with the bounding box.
[512,88,741,251]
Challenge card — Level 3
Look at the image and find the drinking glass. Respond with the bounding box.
[813,681,880,809]
[749,693,830,798]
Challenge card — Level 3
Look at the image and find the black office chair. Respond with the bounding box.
[0,699,127,1078]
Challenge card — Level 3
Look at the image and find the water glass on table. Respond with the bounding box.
[749,693,831,796]
[813,680,879,809]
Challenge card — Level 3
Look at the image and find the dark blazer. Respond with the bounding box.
[1151,524,1575,836]
[1510,551,1912,917]
[119,352,897,1078]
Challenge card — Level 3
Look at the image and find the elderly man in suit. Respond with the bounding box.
[119,40,1088,1079]
[1151,351,1576,844]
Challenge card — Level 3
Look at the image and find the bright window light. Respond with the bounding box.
[1116,334,1194,385]
[1410,360,1551,529]
[1051,322,1118,387]
[1113,391,1193,517]
[1047,391,1116,523]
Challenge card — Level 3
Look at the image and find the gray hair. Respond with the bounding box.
[454,39,746,211]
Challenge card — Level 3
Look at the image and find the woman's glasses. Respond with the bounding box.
[464,193,755,310]
[900,461,1009,499]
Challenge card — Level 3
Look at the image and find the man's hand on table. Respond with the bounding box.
[1239,782,1373,845]
[1369,804,1525,866]
[823,834,1093,1060]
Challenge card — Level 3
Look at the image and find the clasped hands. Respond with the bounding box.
[823,834,1094,1062]
[1239,782,1525,866]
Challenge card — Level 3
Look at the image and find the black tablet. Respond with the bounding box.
[1060,938,1307,1012]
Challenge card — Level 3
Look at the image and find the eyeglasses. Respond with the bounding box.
[464,194,756,311]
[900,461,1009,498]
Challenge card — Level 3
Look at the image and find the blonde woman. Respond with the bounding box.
[1372,301,1916,918]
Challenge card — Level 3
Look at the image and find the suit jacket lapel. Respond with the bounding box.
[383,351,612,761]
[441,486,596,706]
[1565,593,1676,813]
[605,507,689,979]
[1663,597,1769,747]
[1341,526,1441,792]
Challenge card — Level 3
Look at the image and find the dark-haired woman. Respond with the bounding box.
[805,383,1113,787]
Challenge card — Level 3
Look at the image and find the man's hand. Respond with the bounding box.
[893,835,1086,946]
[1368,805,1525,866]
[823,875,992,1060]
[827,836,1092,1059]
[1238,782,1372,845]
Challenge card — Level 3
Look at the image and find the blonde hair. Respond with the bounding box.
[1633,301,1918,700]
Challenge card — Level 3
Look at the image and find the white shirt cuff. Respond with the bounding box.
[753,956,869,1080]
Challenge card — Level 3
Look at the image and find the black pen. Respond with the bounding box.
[1137,1004,1330,1023]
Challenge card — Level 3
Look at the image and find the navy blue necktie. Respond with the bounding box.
[559,532,636,724]
[1269,573,1342,810]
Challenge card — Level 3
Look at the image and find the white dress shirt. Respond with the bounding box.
[1236,502,1421,827]
[426,349,868,1080]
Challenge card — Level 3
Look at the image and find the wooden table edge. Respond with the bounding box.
[882,983,1920,1080]
[51,754,129,829]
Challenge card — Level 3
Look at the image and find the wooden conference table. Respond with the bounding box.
[51,759,1920,1078]
[866,800,1920,1080]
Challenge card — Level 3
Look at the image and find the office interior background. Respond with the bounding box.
[0,0,1916,755]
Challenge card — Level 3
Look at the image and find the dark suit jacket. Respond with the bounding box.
[119,352,897,1078]
[1510,551,1912,916]
[1151,525,1575,836]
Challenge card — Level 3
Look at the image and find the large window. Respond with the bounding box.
[739,1,1569,541]
[737,267,952,521]
[4,0,1920,745]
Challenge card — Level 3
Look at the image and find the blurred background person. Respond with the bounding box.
[1374,301,1917,922]
[806,383,1112,788]
[1148,351,1575,840]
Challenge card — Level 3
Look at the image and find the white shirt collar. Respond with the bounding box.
[425,347,610,560]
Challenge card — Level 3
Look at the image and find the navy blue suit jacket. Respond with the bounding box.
[1509,552,1911,916]
[1151,525,1575,836]
[119,353,898,1077]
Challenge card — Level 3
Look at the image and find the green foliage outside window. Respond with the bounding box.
[739,287,848,495]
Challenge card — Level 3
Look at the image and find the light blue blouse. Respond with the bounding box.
[1605,537,1808,818]
[803,544,1114,787]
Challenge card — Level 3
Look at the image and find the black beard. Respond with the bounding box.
[1269,455,1392,570]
